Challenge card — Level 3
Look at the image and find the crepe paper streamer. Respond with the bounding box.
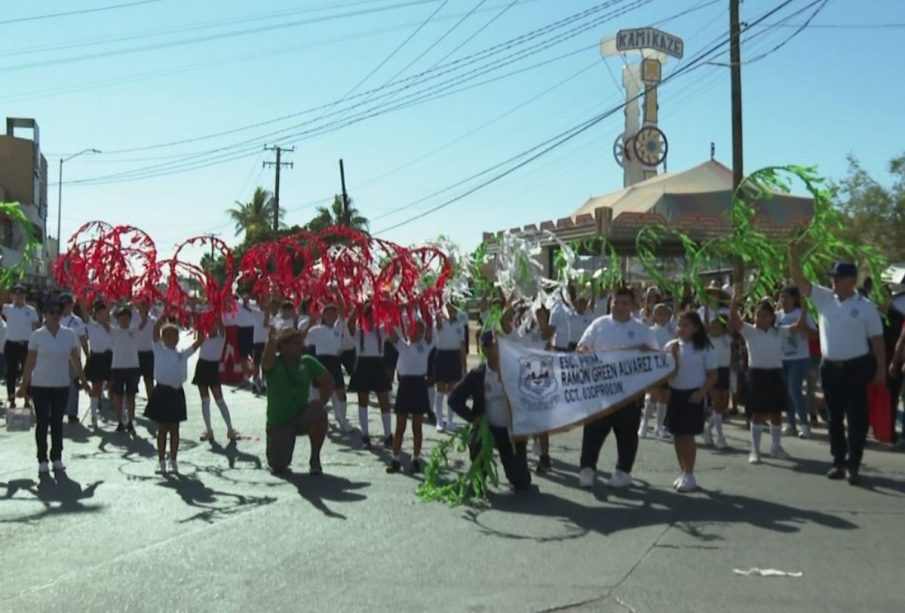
[733,568,803,578]
[0,202,40,286]
[417,419,500,506]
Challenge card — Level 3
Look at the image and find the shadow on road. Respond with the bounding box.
[275,472,370,520]
[154,472,277,524]
[209,440,263,470]
[0,472,103,523]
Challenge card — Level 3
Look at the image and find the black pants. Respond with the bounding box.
[821,355,875,470]
[470,425,531,489]
[887,373,904,442]
[579,400,643,473]
[4,340,28,399]
[32,386,70,463]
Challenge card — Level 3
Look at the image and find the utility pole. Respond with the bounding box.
[729,0,744,286]
[263,145,294,232]
[339,158,350,221]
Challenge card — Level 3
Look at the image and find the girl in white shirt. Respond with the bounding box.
[386,318,433,474]
[642,303,675,439]
[347,303,392,450]
[147,317,203,474]
[664,311,718,493]
[191,318,237,442]
[85,302,113,428]
[703,315,732,450]
[305,304,352,433]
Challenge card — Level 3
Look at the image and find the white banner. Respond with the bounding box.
[498,338,676,439]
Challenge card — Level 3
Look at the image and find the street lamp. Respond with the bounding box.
[57,148,101,256]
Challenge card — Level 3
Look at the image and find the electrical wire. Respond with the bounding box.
[0,0,162,26]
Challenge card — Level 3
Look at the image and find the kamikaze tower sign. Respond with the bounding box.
[615,27,684,59]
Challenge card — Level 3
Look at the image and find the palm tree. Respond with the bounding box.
[227,187,284,237]
[306,195,369,233]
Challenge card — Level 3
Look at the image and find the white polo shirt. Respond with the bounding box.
[395,338,433,376]
[666,339,718,390]
[110,322,143,369]
[578,315,656,352]
[153,342,197,387]
[483,366,509,428]
[435,318,465,351]
[776,308,815,361]
[651,322,676,350]
[87,321,112,353]
[28,326,79,387]
[199,335,225,362]
[355,328,384,357]
[569,310,595,345]
[271,314,297,332]
[61,313,87,338]
[710,333,732,368]
[739,323,787,369]
[0,317,6,346]
[549,301,573,349]
[306,323,344,356]
[252,305,268,343]
[136,314,156,352]
[810,284,883,361]
[234,302,256,328]
[2,303,40,342]
[506,327,545,351]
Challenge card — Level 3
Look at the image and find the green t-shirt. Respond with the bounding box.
[264,355,326,427]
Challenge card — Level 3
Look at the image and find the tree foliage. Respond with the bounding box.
[305,195,369,234]
[226,187,285,239]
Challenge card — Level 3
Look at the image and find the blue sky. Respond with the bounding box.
[3,0,903,262]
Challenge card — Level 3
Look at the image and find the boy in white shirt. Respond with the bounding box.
[107,305,148,434]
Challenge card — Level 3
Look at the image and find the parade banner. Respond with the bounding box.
[498,338,676,439]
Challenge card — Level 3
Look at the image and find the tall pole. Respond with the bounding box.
[264,145,294,232]
[57,148,100,257]
[729,0,744,286]
[339,158,349,221]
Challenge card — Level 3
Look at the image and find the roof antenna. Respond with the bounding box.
[710,142,715,161]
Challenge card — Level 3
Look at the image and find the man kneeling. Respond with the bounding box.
[262,327,335,474]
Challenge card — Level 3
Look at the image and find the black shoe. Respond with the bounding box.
[115,423,127,433]
[411,458,422,474]
[67,415,79,424]
[309,457,323,476]
[383,434,393,449]
[847,467,861,486]
[361,435,371,450]
[126,422,136,435]
[535,454,552,474]
[827,466,847,480]
[386,459,402,474]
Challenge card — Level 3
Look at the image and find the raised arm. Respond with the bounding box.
[788,239,812,297]
[152,315,165,343]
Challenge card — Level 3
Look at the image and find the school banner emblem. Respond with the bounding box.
[498,338,676,438]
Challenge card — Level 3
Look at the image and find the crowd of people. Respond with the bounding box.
[3,242,904,496]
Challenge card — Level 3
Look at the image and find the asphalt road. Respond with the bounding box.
[1,354,904,613]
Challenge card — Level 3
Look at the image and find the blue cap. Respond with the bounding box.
[830,262,858,278]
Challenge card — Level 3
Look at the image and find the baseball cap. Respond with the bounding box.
[59,292,74,304]
[830,262,858,278]
[11,283,25,293]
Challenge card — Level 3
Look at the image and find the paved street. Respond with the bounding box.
[1,354,904,613]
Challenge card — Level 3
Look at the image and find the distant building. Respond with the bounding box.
[0,117,51,286]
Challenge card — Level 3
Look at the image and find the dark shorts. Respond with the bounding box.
[715,367,730,392]
[138,351,154,381]
[266,407,328,471]
[340,349,356,378]
[666,388,705,435]
[192,359,221,388]
[110,368,141,396]
[349,356,391,393]
[747,368,787,415]
[433,349,462,383]
[146,384,187,423]
[426,348,436,384]
[394,375,430,414]
[85,351,113,383]
[237,326,254,359]
[253,342,266,366]
[315,354,345,390]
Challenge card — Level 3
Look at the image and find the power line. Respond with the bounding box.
[0,0,162,26]
[428,0,521,68]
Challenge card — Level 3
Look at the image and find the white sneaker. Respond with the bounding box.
[579,467,595,488]
[782,424,795,435]
[168,458,179,473]
[657,427,671,439]
[798,424,812,440]
[715,435,728,450]
[446,421,459,433]
[748,451,762,464]
[676,473,698,492]
[702,431,714,446]
[436,421,446,433]
[52,460,66,471]
[338,418,353,434]
[673,475,683,489]
[38,462,50,474]
[638,425,650,438]
[157,460,167,474]
[606,469,632,488]
[770,445,791,460]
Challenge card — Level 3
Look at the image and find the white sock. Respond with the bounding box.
[771,424,782,448]
[712,412,724,437]
[201,397,213,432]
[332,394,347,424]
[428,386,436,409]
[381,412,392,437]
[443,394,455,425]
[215,398,233,430]
[655,403,666,430]
[750,423,763,454]
[121,398,128,423]
[358,405,369,437]
[640,401,652,432]
[434,392,446,423]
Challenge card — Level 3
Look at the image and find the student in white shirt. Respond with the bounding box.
[432,303,467,432]
[147,317,204,474]
[702,314,732,450]
[108,305,149,434]
[347,303,393,450]
[305,303,352,433]
[641,303,675,440]
[663,310,718,492]
[59,293,88,424]
[191,318,237,442]
[85,302,113,428]
[386,318,433,474]
[729,296,805,464]
[136,301,157,405]
[17,300,89,474]
[234,288,257,375]
[3,283,41,408]
[777,286,818,439]
[251,298,269,394]
[539,289,575,351]
[0,316,6,390]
